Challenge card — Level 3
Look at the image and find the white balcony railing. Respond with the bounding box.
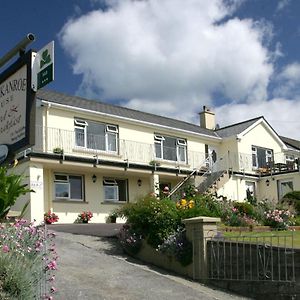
[32,126,206,170]
[226,152,297,174]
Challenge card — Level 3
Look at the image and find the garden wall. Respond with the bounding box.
[135,241,193,278]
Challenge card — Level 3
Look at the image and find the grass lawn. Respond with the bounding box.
[222,230,300,249]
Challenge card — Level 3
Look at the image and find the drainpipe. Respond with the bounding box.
[44,102,51,152]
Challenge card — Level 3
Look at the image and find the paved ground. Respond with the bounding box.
[52,225,250,300]
[49,223,123,237]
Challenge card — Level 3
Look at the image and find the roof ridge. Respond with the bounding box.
[215,116,263,131]
[37,89,211,131]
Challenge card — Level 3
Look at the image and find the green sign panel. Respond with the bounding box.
[37,63,53,89]
[32,41,54,91]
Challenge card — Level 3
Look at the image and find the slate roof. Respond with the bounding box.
[36,90,219,138]
[215,117,262,138]
[280,136,300,151]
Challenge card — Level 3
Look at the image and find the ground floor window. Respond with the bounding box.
[277,179,293,200]
[103,178,128,202]
[54,174,84,201]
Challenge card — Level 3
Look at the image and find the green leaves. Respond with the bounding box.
[40,49,51,68]
[0,167,33,221]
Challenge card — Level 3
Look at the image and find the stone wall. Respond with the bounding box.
[135,240,193,278]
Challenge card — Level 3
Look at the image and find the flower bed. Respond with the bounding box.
[0,220,58,299]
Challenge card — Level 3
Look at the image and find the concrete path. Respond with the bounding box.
[54,231,250,300]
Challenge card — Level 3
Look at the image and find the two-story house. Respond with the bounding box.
[12,90,300,223]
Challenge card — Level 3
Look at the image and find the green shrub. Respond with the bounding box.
[157,228,192,266]
[0,166,33,221]
[176,194,222,220]
[117,196,179,248]
[0,253,38,299]
[233,202,255,217]
[282,191,300,215]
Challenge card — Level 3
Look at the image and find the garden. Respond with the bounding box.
[0,166,58,299]
[115,184,300,267]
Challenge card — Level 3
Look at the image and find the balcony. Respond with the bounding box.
[226,152,299,175]
[30,126,207,170]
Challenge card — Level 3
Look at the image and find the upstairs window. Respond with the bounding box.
[154,134,187,163]
[74,119,118,152]
[251,146,273,169]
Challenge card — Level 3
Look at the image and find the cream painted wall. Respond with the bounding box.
[28,163,45,223]
[257,173,300,203]
[10,161,31,220]
[238,122,283,156]
[219,138,239,171]
[46,169,154,223]
[39,105,215,169]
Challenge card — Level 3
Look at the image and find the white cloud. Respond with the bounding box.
[59,0,274,122]
[215,98,300,139]
[273,62,300,98]
[276,0,291,12]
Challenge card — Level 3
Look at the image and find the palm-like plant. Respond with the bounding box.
[0,166,33,221]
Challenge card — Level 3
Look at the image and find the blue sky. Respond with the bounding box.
[1,0,300,138]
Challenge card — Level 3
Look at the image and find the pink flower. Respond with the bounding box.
[2,245,9,253]
[50,286,57,293]
[46,260,57,270]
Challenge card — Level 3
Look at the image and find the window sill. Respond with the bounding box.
[101,201,127,205]
[154,159,189,167]
[53,200,88,204]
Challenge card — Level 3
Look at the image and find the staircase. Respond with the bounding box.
[167,156,229,199]
[197,170,227,194]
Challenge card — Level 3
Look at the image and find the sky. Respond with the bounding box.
[1,0,300,139]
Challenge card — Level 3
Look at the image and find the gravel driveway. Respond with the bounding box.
[53,231,250,300]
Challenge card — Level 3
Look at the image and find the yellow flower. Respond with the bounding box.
[176,202,181,208]
[188,200,195,208]
[180,199,187,206]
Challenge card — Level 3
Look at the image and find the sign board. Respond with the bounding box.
[0,50,36,159]
[32,41,54,91]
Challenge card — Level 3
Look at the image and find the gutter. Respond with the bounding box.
[25,151,201,176]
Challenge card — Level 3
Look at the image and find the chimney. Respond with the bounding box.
[199,106,215,130]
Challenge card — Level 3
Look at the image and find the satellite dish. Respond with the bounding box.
[0,145,9,164]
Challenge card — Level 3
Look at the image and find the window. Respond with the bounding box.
[74,119,118,152]
[251,146,273,169]
[103,178,128,202]
[278,179,293,200]
[154,134,187,163]
[54,174,84,201]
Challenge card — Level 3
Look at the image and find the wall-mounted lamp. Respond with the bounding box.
[92,174,97,183]
[137,179,142,187]
[266,179,270,186]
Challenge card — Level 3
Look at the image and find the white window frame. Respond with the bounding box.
[252,146,258,168]
[54,173,84,201]
[103,178,127,202]
[278,179,294,200]
[154,134,187,163]
[74,119,118,153]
